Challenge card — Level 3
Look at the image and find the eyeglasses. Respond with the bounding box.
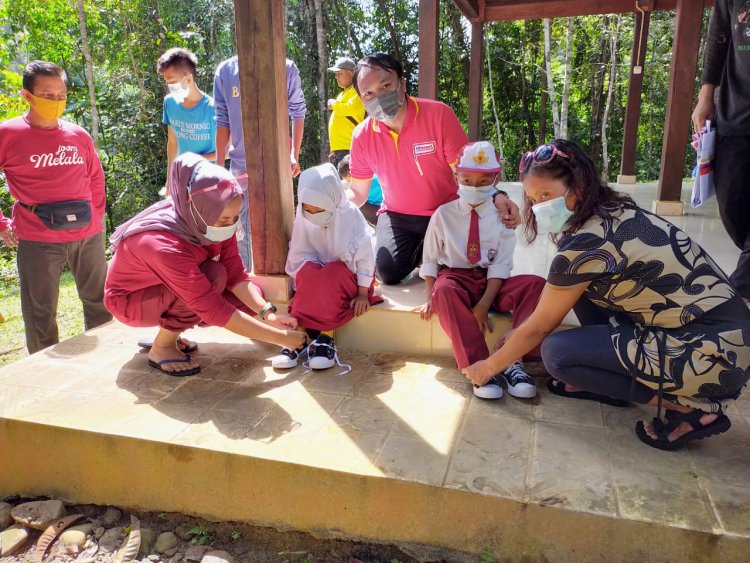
[518,144,569,174]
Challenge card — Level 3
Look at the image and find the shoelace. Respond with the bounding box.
[505,363,531,385]
[281,345,307,359]
[302,341,352,376]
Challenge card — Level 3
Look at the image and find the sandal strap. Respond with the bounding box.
[664,409,709,432]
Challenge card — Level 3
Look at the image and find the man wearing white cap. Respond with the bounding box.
[418,141,545,401]
[327,57,365,167]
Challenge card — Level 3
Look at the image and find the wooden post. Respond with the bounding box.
[468,21,484,141]
[655,0,704,215]
[233,0,295,274]
[618,6,651,184]
[418,0,439,99]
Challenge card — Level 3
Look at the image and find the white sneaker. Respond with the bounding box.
[473,377,504,400]
[501,362,537,398]
[271,344,308,369]
[306,334,337,370]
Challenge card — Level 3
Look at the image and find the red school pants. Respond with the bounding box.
[289,261,383,331]
[431,268,546,369]
[108,260,254,332]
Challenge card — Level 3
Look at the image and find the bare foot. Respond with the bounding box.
[643,411,718,442]
[147,342,200,374]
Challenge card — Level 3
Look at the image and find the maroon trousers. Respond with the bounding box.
[289,261,383,331]
[110,260,253,332]
[431,268,546,369]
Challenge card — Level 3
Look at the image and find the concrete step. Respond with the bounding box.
[1,321,749,562]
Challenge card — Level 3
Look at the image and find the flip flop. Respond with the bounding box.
[148,354,201,377]
[138,336,198,354]
[546,378,630,407]
[635,410,731,451]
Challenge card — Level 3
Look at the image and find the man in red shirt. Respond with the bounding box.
[0,61,111,353]
[348,53,519,285]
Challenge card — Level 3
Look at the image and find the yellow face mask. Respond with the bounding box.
[26,92,66,121]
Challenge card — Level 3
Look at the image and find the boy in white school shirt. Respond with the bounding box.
[418,141,545,400]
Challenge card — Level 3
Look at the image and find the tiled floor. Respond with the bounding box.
[1,182,749,554]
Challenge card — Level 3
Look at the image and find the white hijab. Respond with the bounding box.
[286,163,374,280]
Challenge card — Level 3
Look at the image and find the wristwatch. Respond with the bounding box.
[258,302,277,321]
[491,190,509,202]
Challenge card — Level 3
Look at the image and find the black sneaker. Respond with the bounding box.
[271,343,308,369]
[307,334,337,370]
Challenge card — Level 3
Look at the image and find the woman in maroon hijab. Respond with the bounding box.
[105,152,305,376]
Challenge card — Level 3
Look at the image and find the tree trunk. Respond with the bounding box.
[560,17,574,139]
[313,0,329,160]
[601,15,621,182]
[76,0,100,149]
[543,18,561,138]
[332,0,363,59]
[449,5,470,87]
[377,0,403,63]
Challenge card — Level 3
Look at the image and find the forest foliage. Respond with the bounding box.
[0,0,710,272]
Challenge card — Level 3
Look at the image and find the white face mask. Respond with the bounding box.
[303,209,333,227]
[168,81,189,103]
[190,201,239,242]
[458,185,495,206]
[531,191,574,233]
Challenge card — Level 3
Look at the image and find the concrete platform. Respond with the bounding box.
[1,321,750,561]
[2,182,749,561]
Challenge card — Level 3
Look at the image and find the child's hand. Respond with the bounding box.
[415,300,433,320]
[472,303,493,333]
[350,294,370,316]
[266,312,299,330]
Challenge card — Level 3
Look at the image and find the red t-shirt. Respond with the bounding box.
[104,231,253,327]
[349,96,468,216]
[0,116,106,242]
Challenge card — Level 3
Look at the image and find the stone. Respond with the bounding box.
[101,506,122,527]
[11,499,65,530]
[0,502,12,529]
[155,531,179,553]
[174,524,195,541]
[94,526,105,539]
[165,547,179,557]
[0,525,30,557]
[185,545,214,561]
[201,550,234,563]
[169,554,184,563]
[99,526,125,551]
[60,529,88,547]
[138,527,158,558]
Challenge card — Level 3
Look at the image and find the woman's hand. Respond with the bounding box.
[281,330,306,351]
[493,194,520,229]
[266,312,299,330]
[350,294,370,316]
[462,359,497,387]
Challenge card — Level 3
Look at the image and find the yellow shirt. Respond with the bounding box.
[328,86,366,151]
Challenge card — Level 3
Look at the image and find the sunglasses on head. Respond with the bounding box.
[518,144,570,174]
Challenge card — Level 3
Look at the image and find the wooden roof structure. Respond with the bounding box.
[233,0,714,275]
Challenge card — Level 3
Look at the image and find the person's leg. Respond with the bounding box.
[17,239,68,354]
[572,292,610,326]
[492,274,546,360]
[375,211,430,285]
[232,170,252,272]
[360,203,380,227]
[67,231,113,330]
[289,261,361,331]
[431,269,488,370]
[715,134,750,299]
[541,325,655,404]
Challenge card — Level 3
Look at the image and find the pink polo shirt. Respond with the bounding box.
[349,96,468,217]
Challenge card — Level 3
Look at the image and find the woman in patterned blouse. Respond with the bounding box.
[462,139,750,450]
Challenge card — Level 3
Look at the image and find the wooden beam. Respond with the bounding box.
[233,0,295,274]
[418,0,439,99]
[618,8,651,182]
[480,0,706,21]
[468,21,484,141]
[454,0,479,21]
[657,0,705,204]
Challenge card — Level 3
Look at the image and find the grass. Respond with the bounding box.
[0,270,85,367]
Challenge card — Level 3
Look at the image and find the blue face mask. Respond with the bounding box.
[458,185,495,206]
[531,191,573,233]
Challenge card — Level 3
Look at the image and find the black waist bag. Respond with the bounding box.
[19,199,92,231]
